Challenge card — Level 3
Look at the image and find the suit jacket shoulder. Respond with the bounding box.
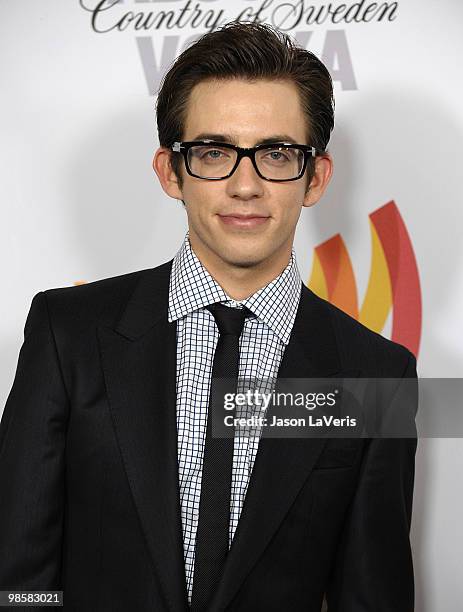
[41,259,170,335]
[302,286,416,378]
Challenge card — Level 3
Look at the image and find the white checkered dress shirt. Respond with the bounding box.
[168,232,302,604]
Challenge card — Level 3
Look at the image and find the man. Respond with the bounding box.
[0,21,417,611]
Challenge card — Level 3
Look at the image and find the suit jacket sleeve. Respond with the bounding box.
[0,291,70,590]
[325,352,418,611]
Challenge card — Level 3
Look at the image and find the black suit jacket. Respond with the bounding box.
[0,259,417,611]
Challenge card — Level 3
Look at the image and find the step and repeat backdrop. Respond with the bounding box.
[1,1,462,608]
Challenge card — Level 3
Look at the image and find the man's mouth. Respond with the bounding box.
[217,213,270,229]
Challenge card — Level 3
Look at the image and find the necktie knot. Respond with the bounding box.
[206,303,252,337]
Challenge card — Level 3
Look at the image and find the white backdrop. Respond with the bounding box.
[1,1,462,608]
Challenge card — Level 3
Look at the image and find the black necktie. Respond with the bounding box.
[191,303,252,612]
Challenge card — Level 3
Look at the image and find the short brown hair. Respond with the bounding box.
[156,21,334,190]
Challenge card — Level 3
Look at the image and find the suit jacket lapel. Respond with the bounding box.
[97,260,189,612]
[209,284,359,612]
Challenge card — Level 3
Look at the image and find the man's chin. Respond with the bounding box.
[223,257,262,269]
[218,247,269,269]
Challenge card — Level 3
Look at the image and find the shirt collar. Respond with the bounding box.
[168,232,302,345]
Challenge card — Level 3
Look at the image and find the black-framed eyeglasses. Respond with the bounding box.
[171,140,324,182]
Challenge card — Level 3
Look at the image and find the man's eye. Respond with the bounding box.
[265,150,290,162]
[205,149,224,159]
[194,147,230,160]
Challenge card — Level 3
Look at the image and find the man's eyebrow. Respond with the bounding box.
[190,133,300,145]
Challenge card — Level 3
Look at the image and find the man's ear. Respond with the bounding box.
[152,147,184,200]
[302,154,333,208]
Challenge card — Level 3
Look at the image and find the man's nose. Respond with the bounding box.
[225,155,264,198]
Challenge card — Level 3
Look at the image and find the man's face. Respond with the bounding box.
[155,78,331,271]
